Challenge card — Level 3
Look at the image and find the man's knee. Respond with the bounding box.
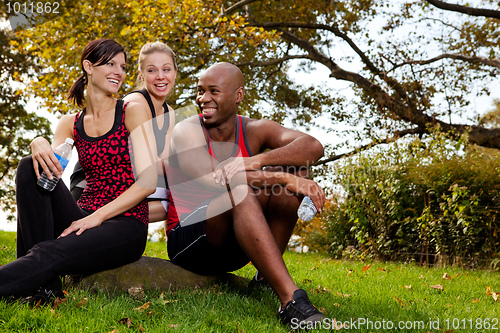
[228,184,255,207]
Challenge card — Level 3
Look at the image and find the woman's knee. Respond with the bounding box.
[18,155,34,171]
[15,156,36,185]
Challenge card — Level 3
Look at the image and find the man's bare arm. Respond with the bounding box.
[215,118,324,183]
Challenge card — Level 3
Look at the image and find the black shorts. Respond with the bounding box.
[167,201,249,275]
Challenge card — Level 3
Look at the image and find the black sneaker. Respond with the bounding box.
[248,271,274,294]
[278,289,325,330]
[21,288,64,307]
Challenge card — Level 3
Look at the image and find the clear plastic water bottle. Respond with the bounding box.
[297,195,318,221]
[37,137,74,191]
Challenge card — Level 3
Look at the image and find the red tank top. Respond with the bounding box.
[73,100,149,225]
[166,115,252,235]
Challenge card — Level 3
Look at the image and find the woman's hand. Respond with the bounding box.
[30,137,63,180]
[58,212,105,237]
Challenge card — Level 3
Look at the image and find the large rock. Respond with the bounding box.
[65,256,249,295]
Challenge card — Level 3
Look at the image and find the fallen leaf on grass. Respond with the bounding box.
[442,273,452,280]
[377,268,386,272]
[118,318,133,328]
[164,299,179,305]
[404,285,412,290]
[117,318,146,331]
[394,295,406,306]
[331,319,345,330]
[486,286,500,301]
[430,284,444,290]
[134,301,151,312]
[77,297,88,307]
[316,285,332,293]
[471,299,480,303]
[362,264,371,272]
[311,263,321,270]
[302,279,312,284]
[52,297,66,309]
[33,299,43,308]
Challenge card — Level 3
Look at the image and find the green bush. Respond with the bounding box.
[325,131,500,267]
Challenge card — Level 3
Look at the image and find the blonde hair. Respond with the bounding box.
[135,42,177,89]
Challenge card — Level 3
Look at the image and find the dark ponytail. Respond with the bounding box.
[67,39,126,107]
[67,74,87,108]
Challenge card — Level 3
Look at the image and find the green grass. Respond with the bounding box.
[1,230,500,332]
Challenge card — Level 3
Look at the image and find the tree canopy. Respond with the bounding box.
[0,3,51,219]
[3,0,500,189]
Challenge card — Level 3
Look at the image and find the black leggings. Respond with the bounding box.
[0,156,148,298]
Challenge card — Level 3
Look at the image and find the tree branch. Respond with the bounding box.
[426,0,500,19]
[253,21,382,75]
[314,128,424,166]
[235,54,311,67]
[251,21,422,113]
[237,5,500,150]
[223,0,260,16]
[394,53,500,70]
[273,26,500,148]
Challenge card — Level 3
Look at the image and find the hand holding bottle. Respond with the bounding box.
[37,138,74,191]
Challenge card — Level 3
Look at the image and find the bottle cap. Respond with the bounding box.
[65,137,74,145]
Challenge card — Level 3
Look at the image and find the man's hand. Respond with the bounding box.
[58,213,105,237]
[285,177,325,214]
[213,156,260,185]
[30,137,63,180]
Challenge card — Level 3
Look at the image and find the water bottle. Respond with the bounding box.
[37,137,74,191]
[297,195,318,221]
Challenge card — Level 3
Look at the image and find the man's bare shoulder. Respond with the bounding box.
[175,115,200,130]
[243,117,279,132]
[244,117,284,138]
[172,115,203,139]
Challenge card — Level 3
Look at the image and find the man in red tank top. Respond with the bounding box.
[167,62,326,329]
